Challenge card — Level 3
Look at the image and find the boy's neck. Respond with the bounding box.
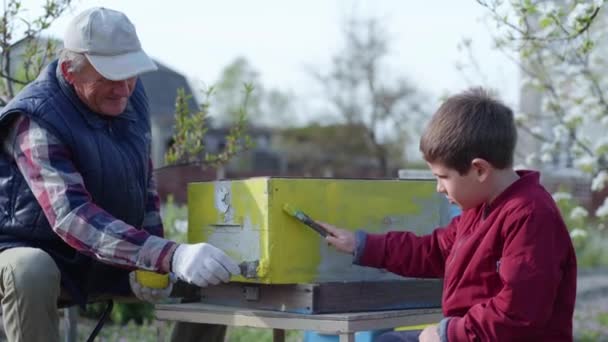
[486,168,520,205]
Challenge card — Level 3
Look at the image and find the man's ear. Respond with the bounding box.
[470,158,492,182]
[60,62,75,84]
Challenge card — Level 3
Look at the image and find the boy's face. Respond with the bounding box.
[427,161,488,211]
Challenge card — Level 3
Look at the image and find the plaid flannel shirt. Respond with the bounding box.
[2,115,177,272]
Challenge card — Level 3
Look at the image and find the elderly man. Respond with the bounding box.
[0,7,237,342]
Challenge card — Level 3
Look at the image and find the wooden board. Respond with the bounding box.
[155,303,443,335]
[199,279,442,314]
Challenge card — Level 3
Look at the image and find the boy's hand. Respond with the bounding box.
[317,222,356,254]
[419,324,440,342]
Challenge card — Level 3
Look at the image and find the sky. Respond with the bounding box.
[19,0,520,114]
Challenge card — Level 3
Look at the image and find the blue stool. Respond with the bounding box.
[303,329,391,342]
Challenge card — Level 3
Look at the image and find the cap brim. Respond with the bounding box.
[86,50,158,81]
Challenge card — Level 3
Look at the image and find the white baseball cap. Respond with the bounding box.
[64,7,157,81]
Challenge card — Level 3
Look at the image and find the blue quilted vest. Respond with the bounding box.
[0,60,152,304]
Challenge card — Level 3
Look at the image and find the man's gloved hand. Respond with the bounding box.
[128,271,174,303]
[171,243,241,287]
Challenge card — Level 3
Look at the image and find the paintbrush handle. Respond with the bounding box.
[298,213,328,237]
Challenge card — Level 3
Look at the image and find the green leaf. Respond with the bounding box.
[539,17,553,29]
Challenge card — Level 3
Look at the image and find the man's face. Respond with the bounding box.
[64,61,137,116]
[427,161,485,211]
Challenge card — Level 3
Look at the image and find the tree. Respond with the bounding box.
[165,86,253,172]
[310,17,426,177]
[464,0,608,265]
[278,122,387,177]
[0,0,72,105]
[211,56,294,127]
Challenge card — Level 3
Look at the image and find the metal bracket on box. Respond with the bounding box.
[243,285,260,301]
[238,260,259,279]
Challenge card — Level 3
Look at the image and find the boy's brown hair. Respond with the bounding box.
[419,87,516,174]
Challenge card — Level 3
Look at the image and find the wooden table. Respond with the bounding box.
[155,303,443,342]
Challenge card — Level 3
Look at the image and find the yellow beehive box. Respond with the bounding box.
[188,177,448,284]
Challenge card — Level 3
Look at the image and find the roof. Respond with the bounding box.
[139,60,200,116]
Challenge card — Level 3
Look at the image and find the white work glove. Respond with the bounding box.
[128,271,174,303]
[171,243,241,287]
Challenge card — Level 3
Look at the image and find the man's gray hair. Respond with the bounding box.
[58,49,88,73]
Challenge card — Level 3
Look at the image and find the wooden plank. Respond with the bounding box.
[316,279,442,313]
[155,303,443,335]
[199,280,442,314]
[200,282,316,313]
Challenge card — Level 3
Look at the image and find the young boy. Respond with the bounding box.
[320,88,577,342]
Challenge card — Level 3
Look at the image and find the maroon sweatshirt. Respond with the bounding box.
[359,171,576,341]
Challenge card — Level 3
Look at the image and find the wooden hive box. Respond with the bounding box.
[188,177,449,285]
[188,177,448,313]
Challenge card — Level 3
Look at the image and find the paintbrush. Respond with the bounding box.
[282,204,328,238]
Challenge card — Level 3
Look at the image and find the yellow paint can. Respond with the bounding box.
[135,270,169,289]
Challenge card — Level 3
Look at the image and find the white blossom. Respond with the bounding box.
[525,153,539,166]
[570,228,587,239]
[553,192,572,202]
[569,206,589,220]
[564,111,583,127]
[514,112,528,123]
[531,126,543,135]
[591,171,608,191]
[595,198,608,218]
[174,219,187,232]
[538,2,557,16]
[541,142,556,153]
[567,4,592,28]
[573,155,597,172]
[571,144,585,156]
[593,137,608,154]
[553,125,568,141]
[541,153,553,163]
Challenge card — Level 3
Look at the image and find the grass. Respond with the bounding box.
[70,320,304,342]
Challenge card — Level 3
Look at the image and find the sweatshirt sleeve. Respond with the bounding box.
[356,216,459,278]
[447,208,574,341]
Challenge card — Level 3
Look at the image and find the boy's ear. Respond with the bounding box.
[470,158,492,182]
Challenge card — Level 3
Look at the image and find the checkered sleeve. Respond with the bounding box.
[4,115,177,273]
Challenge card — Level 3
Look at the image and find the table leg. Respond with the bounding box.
[273,328,285,342]
[339,333,355,342]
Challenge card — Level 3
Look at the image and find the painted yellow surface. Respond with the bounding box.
[135,270,169,289]
[395,324,436,331]
[188,177,442,284]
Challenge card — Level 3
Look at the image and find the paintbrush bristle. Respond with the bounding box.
[282,203,298,217]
